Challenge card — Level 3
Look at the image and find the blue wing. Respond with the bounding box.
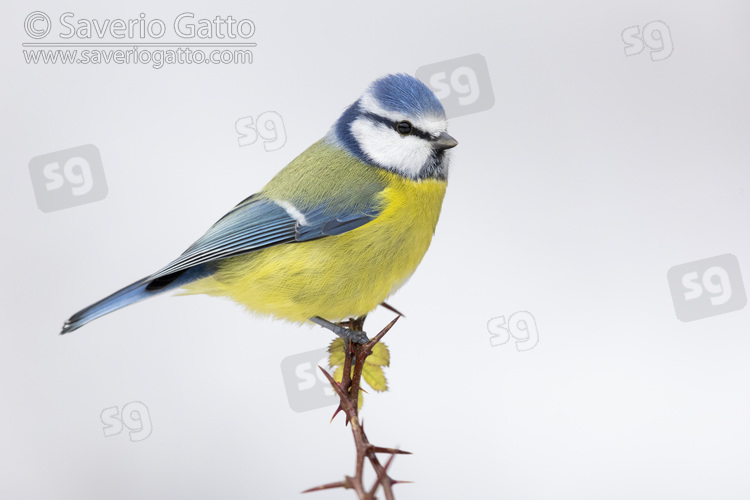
[151,194,381,279]
[61,193,382,334]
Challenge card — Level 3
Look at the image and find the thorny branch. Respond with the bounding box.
[303,314,411,499]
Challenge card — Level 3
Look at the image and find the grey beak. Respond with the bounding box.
[433,131,458,150]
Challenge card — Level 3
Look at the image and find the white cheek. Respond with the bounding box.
[351,119,432,178]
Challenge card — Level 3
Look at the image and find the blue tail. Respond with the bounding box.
[60,265,211,334]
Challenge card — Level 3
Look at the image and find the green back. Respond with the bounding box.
[261,140,388,213]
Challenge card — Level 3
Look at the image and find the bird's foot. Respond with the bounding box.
[310,316,370,344]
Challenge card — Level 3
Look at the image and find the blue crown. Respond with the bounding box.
[369,73,445,118]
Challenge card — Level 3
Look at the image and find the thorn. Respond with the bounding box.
[371,446,412,455]
[317,366,347,400]
[380,301,406,317]
[301,480,348,493]
[329,405,343,424]
[366,315,400,348]
[318,366,354,428]
[391,480,415,485]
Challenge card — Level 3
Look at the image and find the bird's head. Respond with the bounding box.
[326,73,458,181]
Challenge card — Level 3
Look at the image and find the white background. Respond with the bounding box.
[2,1,749,498]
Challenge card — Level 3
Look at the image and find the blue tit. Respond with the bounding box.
[61,73,457,343]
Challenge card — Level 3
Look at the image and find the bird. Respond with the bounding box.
[60,73,457,343]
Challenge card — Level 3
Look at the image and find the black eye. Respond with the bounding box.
[395,120,413,135]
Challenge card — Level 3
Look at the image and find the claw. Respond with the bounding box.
[311,316,369,344]
[332,323,369,344]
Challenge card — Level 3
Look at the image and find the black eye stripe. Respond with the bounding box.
[363,112,433,141]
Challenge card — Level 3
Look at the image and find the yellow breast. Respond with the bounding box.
[183,171,447,323]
